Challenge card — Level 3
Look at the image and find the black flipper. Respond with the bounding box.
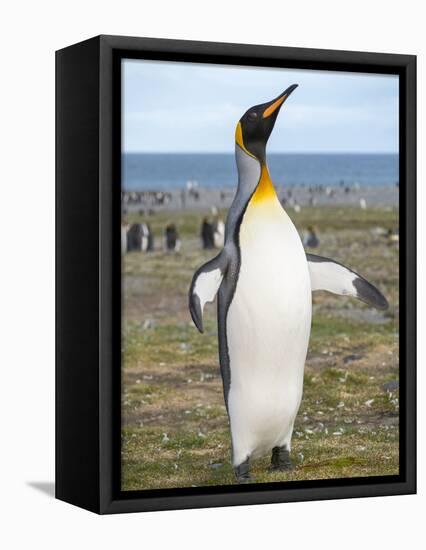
[189,250,229,333]
[307,253,388,311]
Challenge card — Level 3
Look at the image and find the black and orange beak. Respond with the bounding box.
[262,84,298,119]
[237,84,298,162]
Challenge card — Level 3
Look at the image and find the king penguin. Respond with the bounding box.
[189,84,388,482]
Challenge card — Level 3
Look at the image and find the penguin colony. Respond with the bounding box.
[189,85,388,482]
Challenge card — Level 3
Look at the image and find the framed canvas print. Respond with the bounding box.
[56,35,416,514]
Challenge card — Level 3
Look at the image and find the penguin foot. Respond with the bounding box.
[234,458,253,483]
[270,446,294,472]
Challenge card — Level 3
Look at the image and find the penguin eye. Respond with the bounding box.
[247,111,258,121]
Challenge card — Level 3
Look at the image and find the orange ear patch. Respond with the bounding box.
[235,121,245,149]
[263,94,286,118]
[235,121,256,159]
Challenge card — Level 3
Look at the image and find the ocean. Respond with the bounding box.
[122,153,398,191]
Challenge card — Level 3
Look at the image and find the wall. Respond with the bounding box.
[1,1,423,548]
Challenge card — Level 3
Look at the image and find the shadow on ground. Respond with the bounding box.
[27,481,55,498]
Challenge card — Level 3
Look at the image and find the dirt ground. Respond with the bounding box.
[121,205,399,490]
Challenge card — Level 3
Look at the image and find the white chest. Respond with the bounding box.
[233,198,312,342]
[226,198,312,462]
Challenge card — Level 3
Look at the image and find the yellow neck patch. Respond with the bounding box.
[250,164,277,205]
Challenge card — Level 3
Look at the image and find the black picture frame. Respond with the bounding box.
[56,35,416,514]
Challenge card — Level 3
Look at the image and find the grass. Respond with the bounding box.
[121,205,399,490]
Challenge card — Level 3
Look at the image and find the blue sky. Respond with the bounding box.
[123,59,399,154]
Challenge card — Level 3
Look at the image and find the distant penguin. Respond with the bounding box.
[210,208,225,249]
[189,85,388,482]
[201,218,215,249]
[127,223,144,252]
[304,226,320,249]
[121,222,129,254]
[165,223,180,251]
[141,223,150,252]
[146,223,155,251]
[213,217,225,249]
[387,228,399,245]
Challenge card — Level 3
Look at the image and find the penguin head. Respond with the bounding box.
[235,84,298,163]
